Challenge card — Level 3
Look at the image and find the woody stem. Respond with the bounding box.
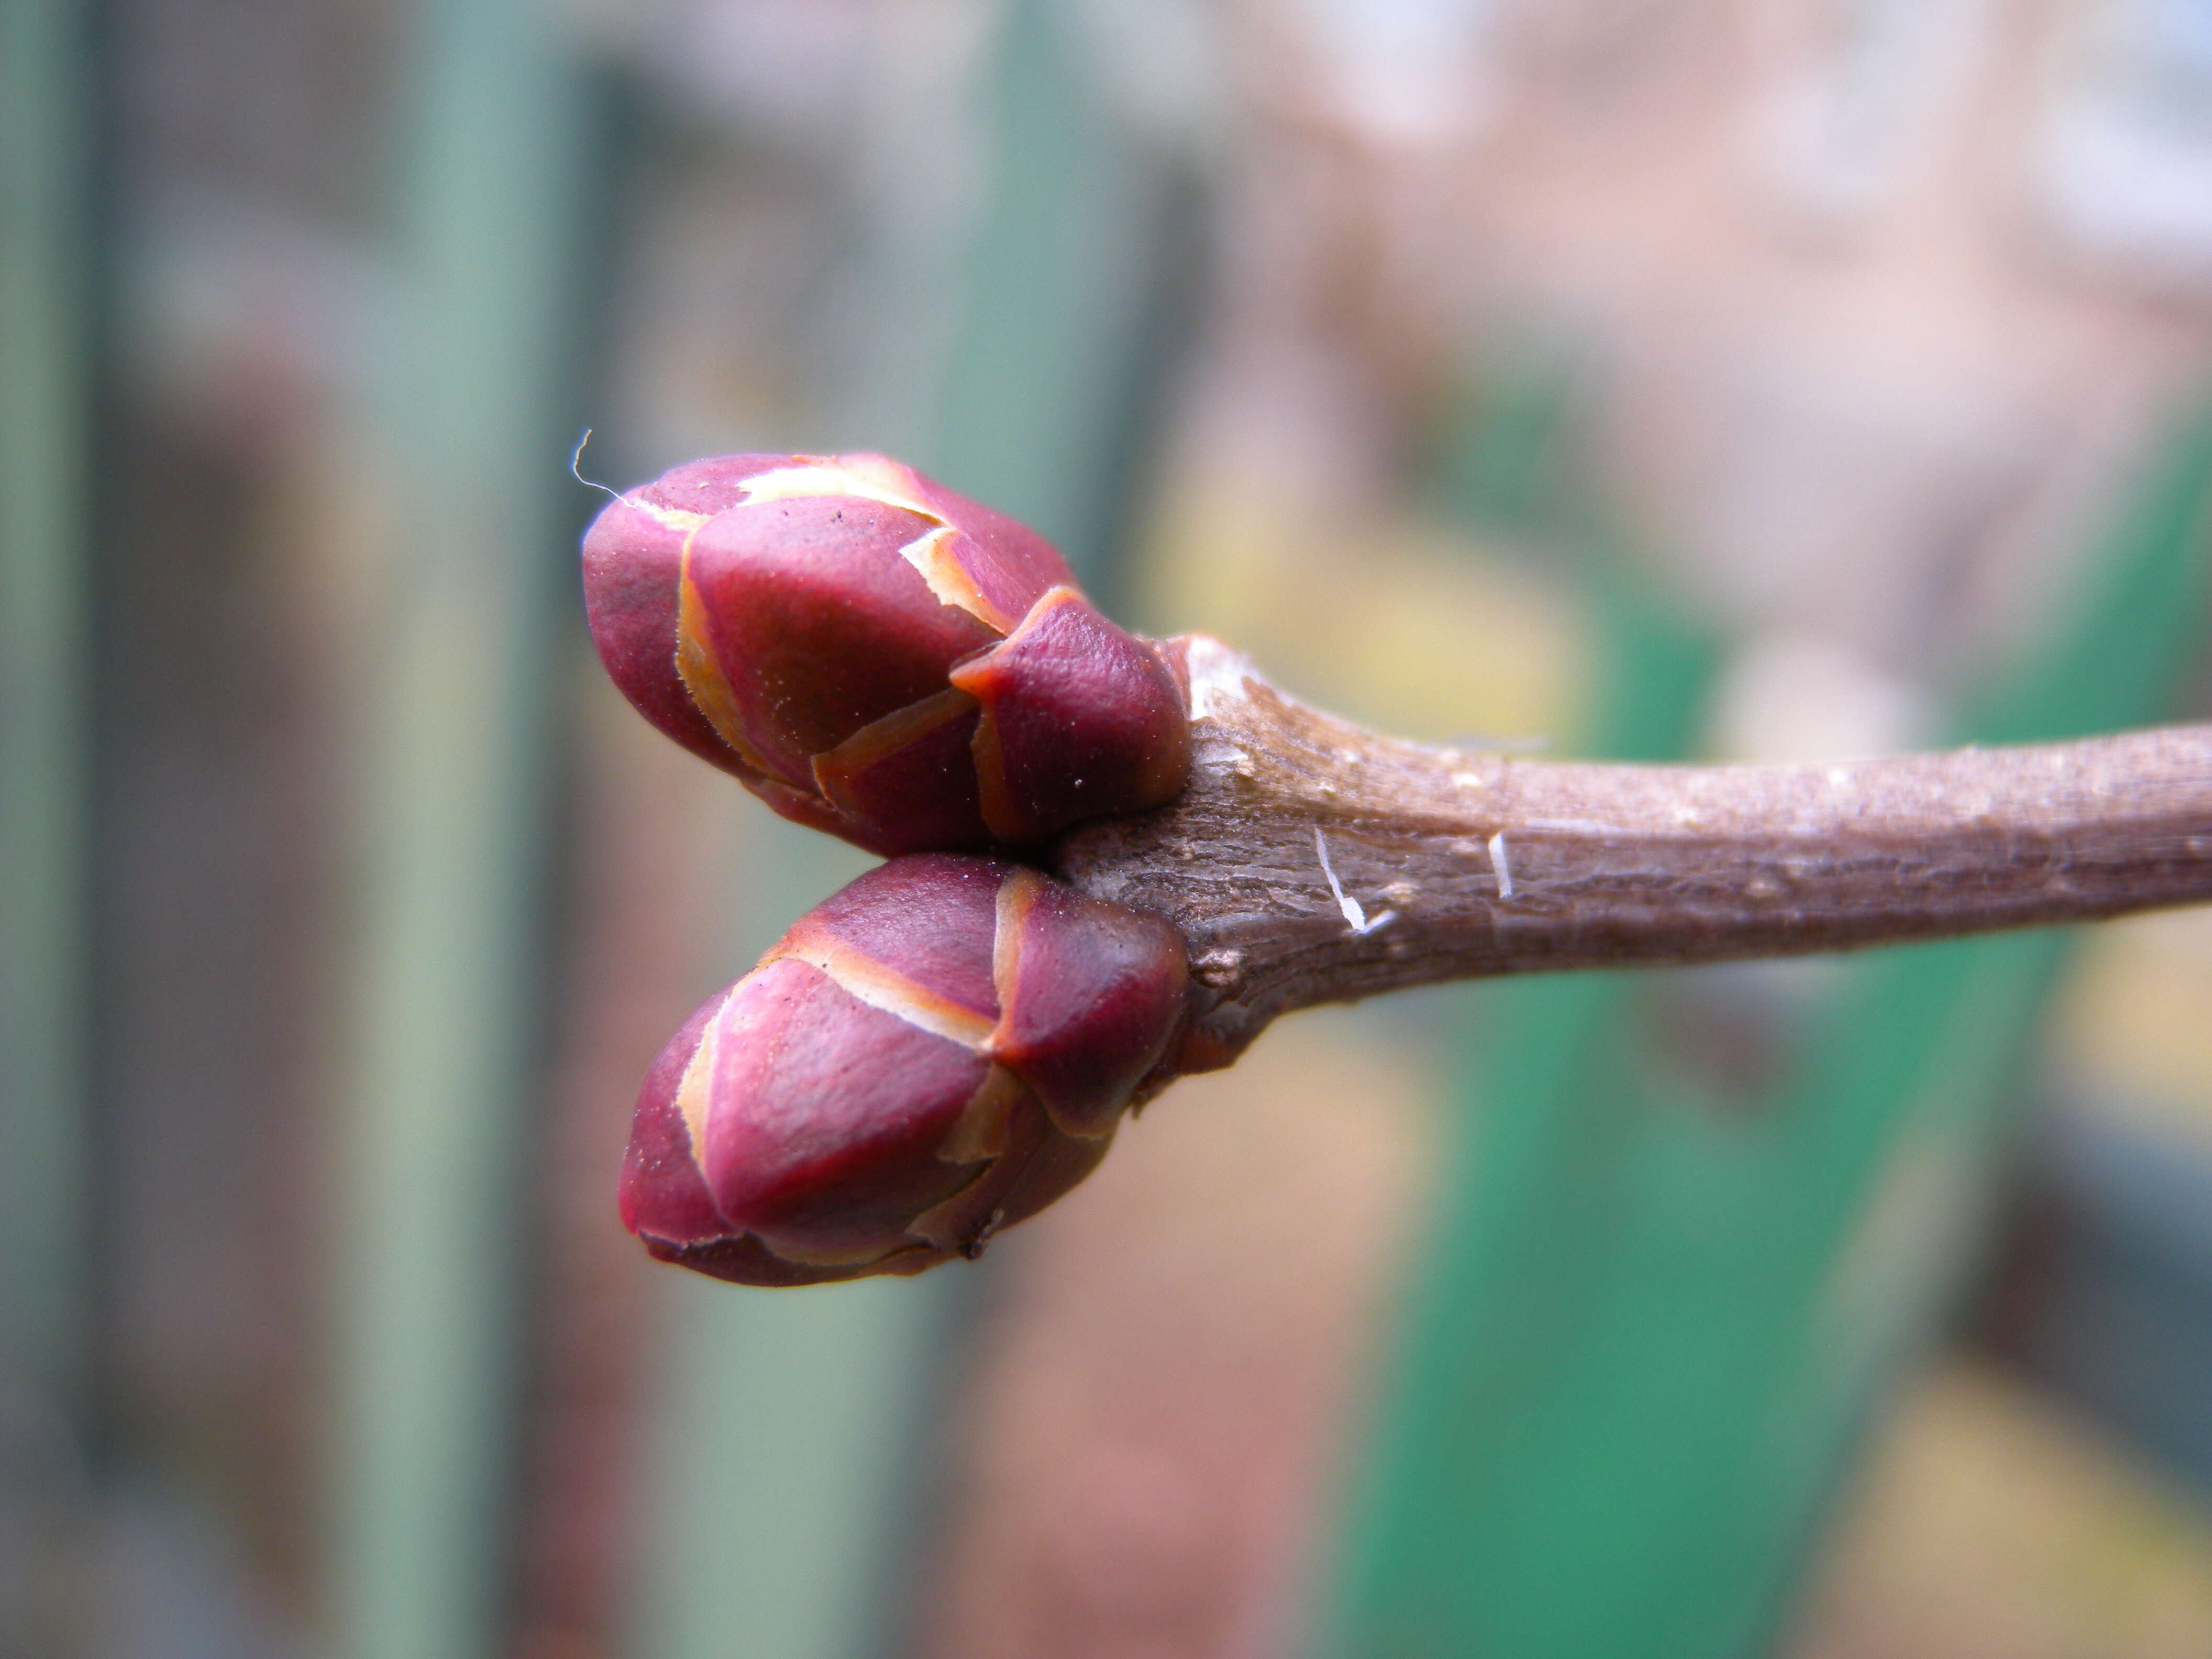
[1047,638,2212,1071]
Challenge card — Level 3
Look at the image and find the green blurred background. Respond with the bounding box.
[9,1,2212,1656]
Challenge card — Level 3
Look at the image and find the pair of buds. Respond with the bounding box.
[585,454,1196,1284]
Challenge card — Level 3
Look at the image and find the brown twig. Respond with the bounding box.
[1050,638,2212,1074]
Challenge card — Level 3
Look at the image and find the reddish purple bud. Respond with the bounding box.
[581,453,1190,854]
[950,588,1191,845]
[620,855,1189,1286]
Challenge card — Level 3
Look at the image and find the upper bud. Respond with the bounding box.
[620,855,1190,1286]
[582,452,1191,854]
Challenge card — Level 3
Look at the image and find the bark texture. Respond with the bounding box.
[1049,638,2212,1074]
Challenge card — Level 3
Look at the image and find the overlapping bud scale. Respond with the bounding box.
[582,452,1190,854]
[620,855,1190,1286]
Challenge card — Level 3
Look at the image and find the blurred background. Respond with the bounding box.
[8,0,2212,1655]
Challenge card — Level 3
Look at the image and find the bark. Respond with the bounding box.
[1049,638,2212,1072]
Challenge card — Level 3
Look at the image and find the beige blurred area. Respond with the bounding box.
[1796,1360,2212,1659]
[2057,906,2212,1148]
[15,1,2212,1657]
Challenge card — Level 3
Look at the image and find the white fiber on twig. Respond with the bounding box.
[1314,827,1396,935]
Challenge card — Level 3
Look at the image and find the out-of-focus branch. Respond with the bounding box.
[1053,638,2212,1074]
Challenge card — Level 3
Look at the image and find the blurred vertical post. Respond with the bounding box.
[0,0,92,1436]
[923,0,1196,598]
[331,0,590,1654]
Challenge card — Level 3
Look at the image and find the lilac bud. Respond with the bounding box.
[582,454,1190,854]
[619,855,1190,1285]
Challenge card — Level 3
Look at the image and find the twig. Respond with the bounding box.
[1050,638,2212,1074]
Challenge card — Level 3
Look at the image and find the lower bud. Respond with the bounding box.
[620,855,1189,1285]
